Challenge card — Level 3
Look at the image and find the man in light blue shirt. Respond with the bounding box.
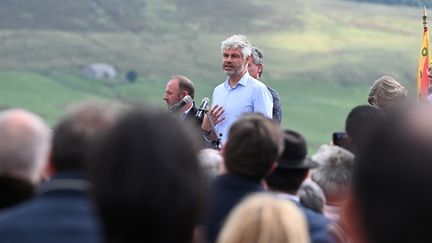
[202,34,273,145]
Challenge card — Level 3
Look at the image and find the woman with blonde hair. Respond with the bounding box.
[367,76,408,112]
[217,193,309,243]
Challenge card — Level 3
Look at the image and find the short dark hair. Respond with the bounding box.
[224,113,284,180]
[345,105,384,152]
[354,104,432,243]
[52,101,125,171]
[90,105,206,243]
[173,75,195,99]
[266,169,309,193]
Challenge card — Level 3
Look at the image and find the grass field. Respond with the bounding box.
[0,71,370,151]
[0,0,425,152]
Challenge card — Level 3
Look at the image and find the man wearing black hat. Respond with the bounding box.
[266,130,336,243]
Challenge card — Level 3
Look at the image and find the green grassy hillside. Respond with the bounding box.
[0,0,426,151]
[0,70,369,150]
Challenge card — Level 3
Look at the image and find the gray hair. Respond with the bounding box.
[0,109,51,184]
[221,34,252,60]
[250,47,264,65]
[311,144,354,198]
[368,76,408,110]
[197,148,223,185]
[298,179,326,214]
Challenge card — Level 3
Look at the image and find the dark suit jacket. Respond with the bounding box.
[299,203,335,243]
[205,173,263,243]
[267,86,282,124]
[0,172,102,243]
[0,176,34,211]
[184,105,203,128]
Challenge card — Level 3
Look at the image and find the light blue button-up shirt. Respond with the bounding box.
[212,72,273,144]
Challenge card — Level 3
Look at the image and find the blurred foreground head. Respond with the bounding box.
[217,193,309,243]
[0,109,50,184]
[90,105,206,243]
[52,100,127,173]
[345,105,385,153]
[224,113,284,180]
[348,103,432,243]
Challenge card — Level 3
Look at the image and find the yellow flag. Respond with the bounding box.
[417,27,431,99]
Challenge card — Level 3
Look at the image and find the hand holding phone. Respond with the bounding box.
[332,132,349,150]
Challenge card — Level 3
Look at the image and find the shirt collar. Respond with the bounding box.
[224,72,250,89]
[181,103,193,115]
[275,192,300,203]
[179,103,193,120]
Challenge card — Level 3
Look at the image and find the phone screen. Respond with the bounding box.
[332,132,350,150]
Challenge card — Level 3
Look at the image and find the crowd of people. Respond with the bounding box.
[0,33,430,243]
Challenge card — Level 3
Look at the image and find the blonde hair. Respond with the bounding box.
[217,193,309,243]
[368,76,407,110]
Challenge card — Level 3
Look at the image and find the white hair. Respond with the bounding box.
[311,144,354,198]
[0,109,51,184]
[298,179,326,214]
[221,34,252,60]
[198,148,223,185]
[251,47,264,65]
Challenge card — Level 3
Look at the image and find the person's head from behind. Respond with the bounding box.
[248,47,264,79]
[367,76,407,112]
[0,109,51,184]
[217,193,309,243]
[311,144,354,206]
[345,105,385,153]
[52,101,126,173]
[90,105,206,243]
[298,179,326,214]
[163,75,195,108]
[266,130,318,194]
[346,103,432,243]
[221,34,252,78]
[198,148,224,185]
[223,113,284,181]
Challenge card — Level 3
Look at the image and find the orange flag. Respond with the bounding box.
[417,9,431,99]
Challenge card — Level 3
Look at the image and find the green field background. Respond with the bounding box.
[0,0,426,152]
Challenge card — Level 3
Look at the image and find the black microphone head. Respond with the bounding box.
[196,97,210,119]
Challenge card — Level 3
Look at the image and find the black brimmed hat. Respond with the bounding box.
[276,130,319,169]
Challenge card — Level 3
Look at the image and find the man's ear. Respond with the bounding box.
[269,161,278,174]
[180,91,188,99]
[258,64,264,75]
[42,152,55,182]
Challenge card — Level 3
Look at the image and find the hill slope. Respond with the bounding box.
[0,0,426,150]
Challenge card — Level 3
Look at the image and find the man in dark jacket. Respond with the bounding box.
[163,75,203,127]
[0,109,51,210]
[248,47,282,124]
[205,113,284,243]
[266,130,336,243]
[0,101,126,243]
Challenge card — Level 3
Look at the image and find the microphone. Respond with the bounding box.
[169,95,192,112]
[195,97,210,119]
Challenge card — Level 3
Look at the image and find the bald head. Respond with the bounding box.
[0,109,51,184]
